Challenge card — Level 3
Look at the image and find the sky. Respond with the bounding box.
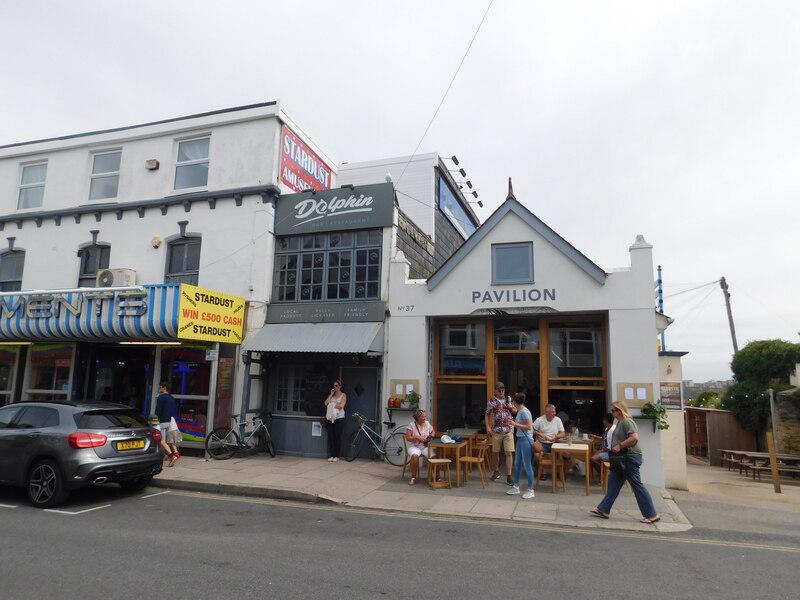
[2,1,798,382]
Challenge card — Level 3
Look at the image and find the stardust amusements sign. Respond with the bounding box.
[275,182,394,235]
[279,125,333,193]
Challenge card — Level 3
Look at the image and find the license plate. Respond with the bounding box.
[116,440,145,450]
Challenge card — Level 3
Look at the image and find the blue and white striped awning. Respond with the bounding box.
[0,285,182,342]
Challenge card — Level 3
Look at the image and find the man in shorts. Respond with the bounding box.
[485,382,515,485]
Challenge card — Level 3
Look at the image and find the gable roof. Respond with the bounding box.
[427,195,607,290]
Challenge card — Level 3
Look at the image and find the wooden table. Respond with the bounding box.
[719,449,800,480]
[551,441,592,496]
[428,439,469,487]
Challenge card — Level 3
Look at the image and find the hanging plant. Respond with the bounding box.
[640,401,669,431]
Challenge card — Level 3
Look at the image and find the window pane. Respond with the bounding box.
[21,164,47,184]
[89,175,120,200]
[549,328,603,378]
[177,138,209,162]
[175,163,209,189]
[438,323,486,376]
[18,186,44,209]
[185,239,201,269]
[92,152,121,174]
[492,243,533,284]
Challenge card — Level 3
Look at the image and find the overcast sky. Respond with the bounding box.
[2,1,798,382]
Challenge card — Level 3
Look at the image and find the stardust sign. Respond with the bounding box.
[280,126,332,193]
[177,284,246,344]
[275,182,394,235]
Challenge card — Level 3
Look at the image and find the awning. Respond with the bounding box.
[243,322,384,354]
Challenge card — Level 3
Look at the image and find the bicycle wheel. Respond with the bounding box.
[382,432,406,466]
[263,429,276,457]
[345,430,364,462]
[206,427,239,460]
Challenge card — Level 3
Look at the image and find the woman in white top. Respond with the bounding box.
[324,379,347,462]
[405,409,435,486]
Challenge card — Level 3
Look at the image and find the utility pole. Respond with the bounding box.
[720,276,739,353]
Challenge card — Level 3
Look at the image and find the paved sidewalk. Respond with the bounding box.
[152,452,692,533]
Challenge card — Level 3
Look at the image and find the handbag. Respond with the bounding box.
[608,448,627,474]
[167,416,179,433]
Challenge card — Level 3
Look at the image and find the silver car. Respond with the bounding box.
[0,400,164,507]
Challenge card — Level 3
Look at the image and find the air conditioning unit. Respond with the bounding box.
[95,268,137,287]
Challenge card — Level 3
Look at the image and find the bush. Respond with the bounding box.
[722,381,770,432]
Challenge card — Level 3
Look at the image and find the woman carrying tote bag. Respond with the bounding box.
[590,400,660,524]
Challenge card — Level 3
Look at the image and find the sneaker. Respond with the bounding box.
[506,475,514,486]
[491,470,501,481]
[522,488,535,499]
[506,486,520,495]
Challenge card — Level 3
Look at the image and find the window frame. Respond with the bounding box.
[272,229,382,303]
[0,250,25,291]
[165,237,201,285]
[491,242,534,285]
[18,162,48,209]
[88,151,122,201]
[77,244,111,287]
[174,136,210,190]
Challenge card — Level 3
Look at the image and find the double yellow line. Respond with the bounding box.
[172,490,800,554]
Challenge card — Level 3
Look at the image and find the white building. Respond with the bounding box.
[385,190,670,485]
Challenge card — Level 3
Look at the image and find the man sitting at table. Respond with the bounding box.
[533,404,566,479]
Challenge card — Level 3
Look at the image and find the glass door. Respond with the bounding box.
[495,353,540,404]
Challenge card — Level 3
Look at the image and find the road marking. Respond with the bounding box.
[171,490,800,555]
[44,504,111,515]
[141,490,171,499]
[0,503,18,509]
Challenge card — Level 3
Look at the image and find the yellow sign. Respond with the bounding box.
[177,284,246,344]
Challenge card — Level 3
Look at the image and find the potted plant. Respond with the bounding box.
[640,401,669,431]
[405,390,421,412]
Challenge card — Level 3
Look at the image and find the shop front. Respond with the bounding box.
[0,283,244,445]
[385,194,668,486]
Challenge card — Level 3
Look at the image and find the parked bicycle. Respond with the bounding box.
[206,412,276,460]
[344,412,406,465]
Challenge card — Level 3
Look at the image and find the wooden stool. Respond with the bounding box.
[428,458,452,489]
[458,442,489,488]
[601,460,610,493]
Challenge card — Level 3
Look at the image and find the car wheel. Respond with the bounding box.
[119,475,153,491]
[28,459,69,508]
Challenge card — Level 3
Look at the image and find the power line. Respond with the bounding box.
[395,1,494,186]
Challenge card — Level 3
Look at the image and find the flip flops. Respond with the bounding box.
[168,452,180,467]
[640,516,661,524]
[590,508,609,519]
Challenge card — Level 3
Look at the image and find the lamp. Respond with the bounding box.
[442,155,460,165]
[449,167,467,178]
[666,365,672,375]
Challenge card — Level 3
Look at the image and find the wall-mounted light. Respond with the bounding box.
[666,364,673,375]
[145,159,160,170]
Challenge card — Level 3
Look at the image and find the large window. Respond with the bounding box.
[89,151,122,200]
[18,162,47,209]
[549,326,603,378]
[166,237,201,285]
[492,242,533,284]
[77,244,110,287]
[24,343,73,401]
[174,137,209,189]
[273,229,381,302]
[0,250,25,291]
[438,323,486,376]
[0,346,20,406]
[276,366,307,414]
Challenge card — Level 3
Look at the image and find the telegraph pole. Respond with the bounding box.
[720,276,739,353]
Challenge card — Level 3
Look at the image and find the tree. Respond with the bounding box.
[692,390,721,408]
[722,381,770,433]
[730,339,800,386]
